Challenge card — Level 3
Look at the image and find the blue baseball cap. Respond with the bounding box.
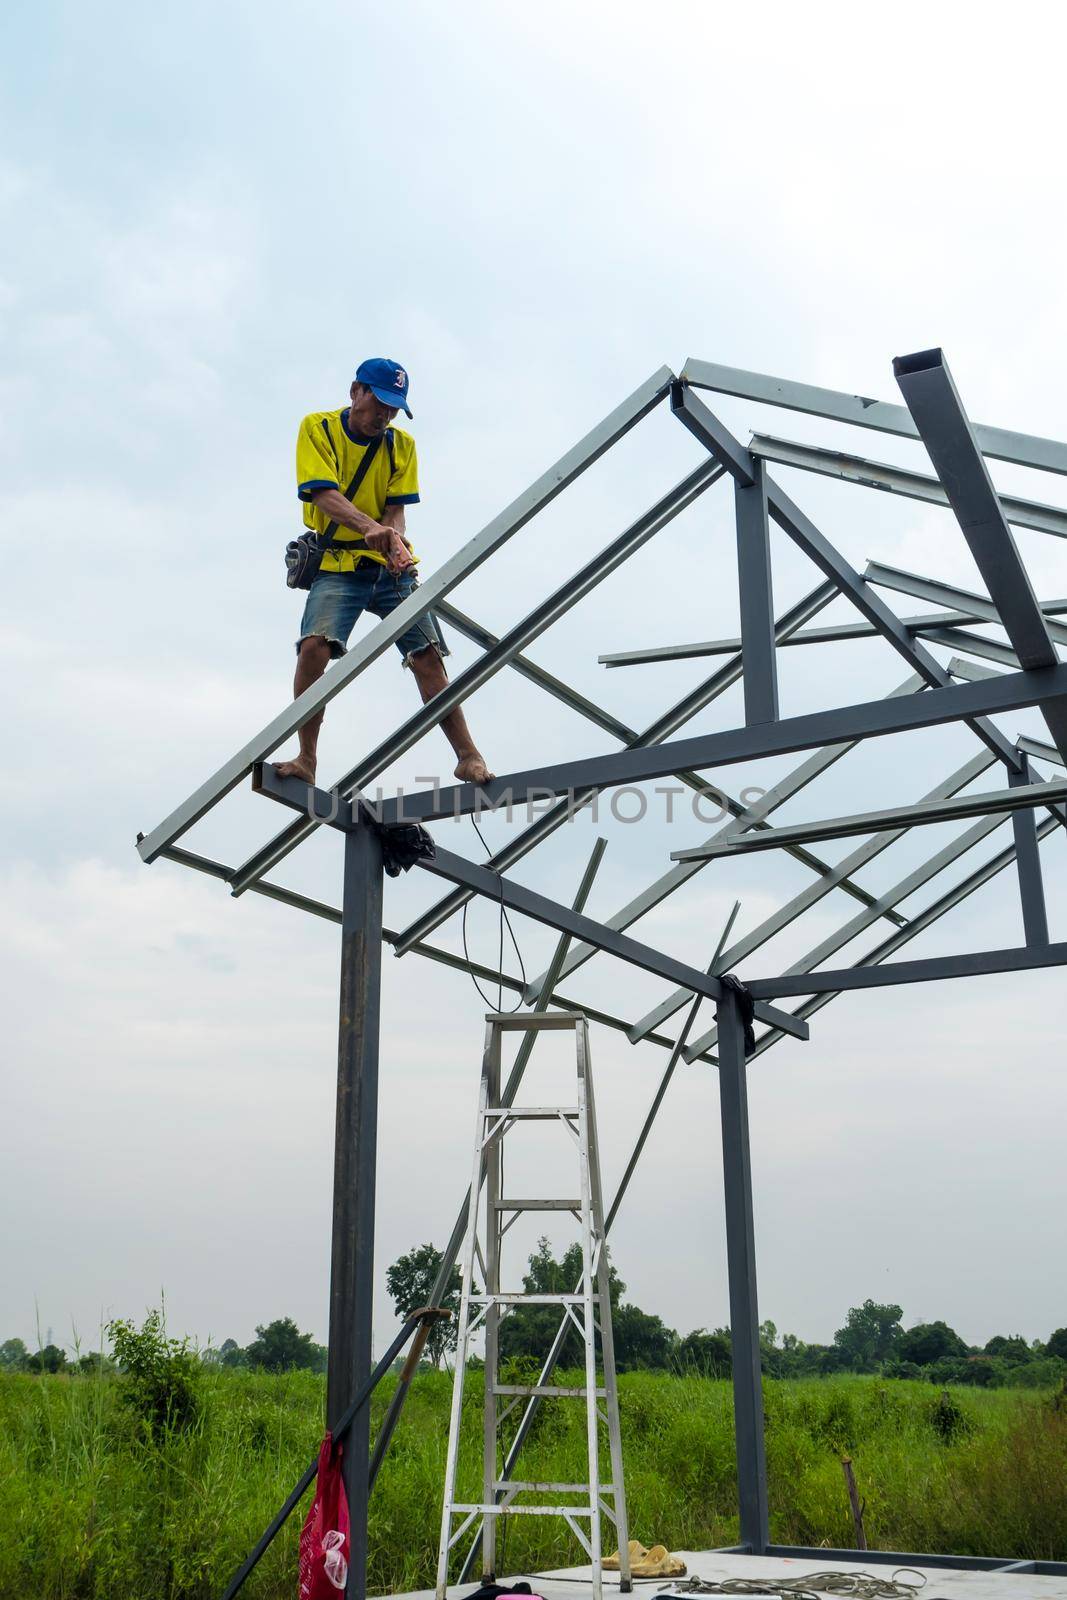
[355,357,413,418]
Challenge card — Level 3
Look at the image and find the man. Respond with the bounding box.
[275,358,494,786]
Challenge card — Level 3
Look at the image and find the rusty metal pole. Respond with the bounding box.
[327,819,385,1600]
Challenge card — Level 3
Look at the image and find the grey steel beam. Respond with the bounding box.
[749,432,1067,539]
[893,347,1067,763]
[1017,734,1065,768]
[948,656,1003,684]
[768,1546,1066,1576]
[228,459,720,896]
[1009,757,1050,947]
[522,674,925,1001]
[630,749,995,1045]
[680,357,1067,476]
[670,778,1067,862]
[251,761,806,1037]
[599,604,1067,667]
[734,457,779,723]
[717,985,769,1555]
[673,383,1031,776]
[136,367,675,864]
[865,561,1067,649]
[153,838,727,1064]
[392,581,910,954]
[682,806,1013,1062]
[747,939,1067,999]
[413,841,808,1041]
[329,822,385,1600]
[375,663,1067,826]
[740,813,1061,1065]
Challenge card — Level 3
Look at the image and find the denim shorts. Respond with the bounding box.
[296,564,450,666]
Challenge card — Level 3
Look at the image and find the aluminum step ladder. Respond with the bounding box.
[436,1012,631,1600]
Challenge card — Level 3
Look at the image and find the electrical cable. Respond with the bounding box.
[461,815,527,1012]
[664,1570,935,1599]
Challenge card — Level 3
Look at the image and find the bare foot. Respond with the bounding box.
[274,756,317,784]
[454,753,495,785]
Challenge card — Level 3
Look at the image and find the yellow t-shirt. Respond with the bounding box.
[296,407,421,573]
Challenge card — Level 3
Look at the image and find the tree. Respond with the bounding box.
[0,1337,29,1372]
[675,1327,731,1377]
[385,1244,462,1368]
[897,1320,968,1367]
[244,1318,326,1374]
[984,1334,1030,1364]
[498,1238,624,1367]
[833,1300,903,1371]
[612,1304,676,1372]
[26,1344,67,1374]
[1046,1327,1067,1362]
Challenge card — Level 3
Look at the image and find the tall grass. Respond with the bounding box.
[1,1369,1064,1599]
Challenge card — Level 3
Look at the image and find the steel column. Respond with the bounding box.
[1009,756,1050,947]
[328,820,385,1600]
[734,458,779,723]
[717,986,769,1555]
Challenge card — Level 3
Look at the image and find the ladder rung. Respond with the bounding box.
[495,1480,592,1493]
[496,1383,605,1398]
[492,1199,582,1211]
[484,1106,579,1119]
[450,1503,594,1517]
[485,1012,584,1030]
[470,1293,597,1305]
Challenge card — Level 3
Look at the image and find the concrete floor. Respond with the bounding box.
[384,1547,1067,1600]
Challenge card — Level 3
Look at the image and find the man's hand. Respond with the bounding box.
[365,523,414,572]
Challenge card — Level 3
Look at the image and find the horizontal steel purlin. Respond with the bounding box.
[136,367,675,865]
[598,603,1067,667]
[416,844,808,1041]
[680,798,1013,1062]
[670,777,1067,862]
[250,763,807,1038]
[749,432,1067,539]
[629,748,996,1044]
[865,560,1067,647]
[391,581,912,956]
[734,811,1061,1065]
[147,840,724,1064]
[680,357,1067,476]
[372,663,1067,827]
[747,939,1067,998]
[521,673,927,1003]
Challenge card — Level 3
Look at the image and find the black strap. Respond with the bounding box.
[317,420,398,552]
[719,973,756,1056]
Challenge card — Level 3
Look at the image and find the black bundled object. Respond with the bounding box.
[719,972,756,1056]
[375,822,436,878]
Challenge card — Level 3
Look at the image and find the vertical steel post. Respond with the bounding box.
[327,820,385,1600]
[735,458,779,725]
[1009,756,1050,946]
[716,987,770,1554]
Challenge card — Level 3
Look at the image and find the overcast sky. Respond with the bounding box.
[3,0,1066,1362]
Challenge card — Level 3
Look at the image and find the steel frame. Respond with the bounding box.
[137,348,1067,1594]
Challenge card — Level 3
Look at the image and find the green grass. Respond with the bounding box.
[1,1368,1065,1599]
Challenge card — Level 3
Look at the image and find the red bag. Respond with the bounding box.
[298,1432,351,1598]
